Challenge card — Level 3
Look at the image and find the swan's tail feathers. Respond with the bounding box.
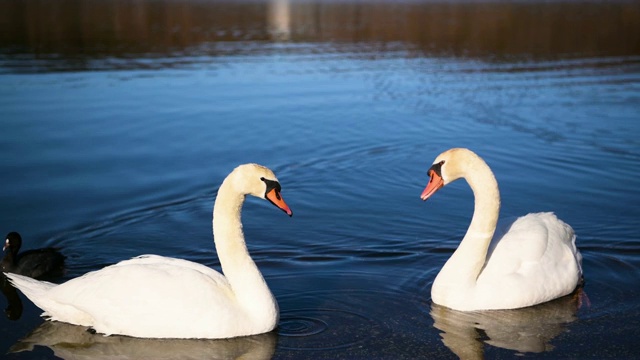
[4,272,57,316]
[572,232,584,276]
[560,217,583,279]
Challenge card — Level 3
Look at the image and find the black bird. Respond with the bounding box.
[2,232,65,280]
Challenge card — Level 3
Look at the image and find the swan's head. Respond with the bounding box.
[3,232,22,253]
[230,164,293,216]
[420,148,480,201]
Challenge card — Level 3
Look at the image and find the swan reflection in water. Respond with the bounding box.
[10,320,277,360]
[430,292,580,358]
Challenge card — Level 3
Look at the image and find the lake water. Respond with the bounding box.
[1,0,639,358]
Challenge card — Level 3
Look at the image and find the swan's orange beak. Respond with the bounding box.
[421,169,444,201]
[266,188,293,217]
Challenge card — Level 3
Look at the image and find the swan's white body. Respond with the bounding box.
[6,164,292,339]
[421,148,582,311]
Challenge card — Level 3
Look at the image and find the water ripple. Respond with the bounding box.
[270,270,433,355]
[278,307,381,351]
[278,315,328,338]
[276,291,386,351]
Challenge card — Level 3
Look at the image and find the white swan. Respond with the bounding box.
[421,148,582,311]
[6,163,293,339]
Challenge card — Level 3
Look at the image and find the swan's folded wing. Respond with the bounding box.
[114,254,229,284]
[43,256,239,337]
[478,212,580,306]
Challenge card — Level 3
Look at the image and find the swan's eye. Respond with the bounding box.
[429,160,445,177]
[260,177,282,197]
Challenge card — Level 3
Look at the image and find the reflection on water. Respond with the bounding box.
[1,277,23,321]
[430,294,580,358]
[268,0,291,41]
[11,321,277,360]
[1,0,639,72]
[0,0,638,358]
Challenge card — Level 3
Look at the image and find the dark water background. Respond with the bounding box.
[1,0,639,358]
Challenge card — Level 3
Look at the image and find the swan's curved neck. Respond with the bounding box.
[212,177,274,316]
[439,158,500,287]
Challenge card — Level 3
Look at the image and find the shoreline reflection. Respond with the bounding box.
[1,0,638,73]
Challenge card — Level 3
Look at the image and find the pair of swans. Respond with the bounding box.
[6,148,582,339]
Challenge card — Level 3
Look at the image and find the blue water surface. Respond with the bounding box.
[1,1,639,358]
